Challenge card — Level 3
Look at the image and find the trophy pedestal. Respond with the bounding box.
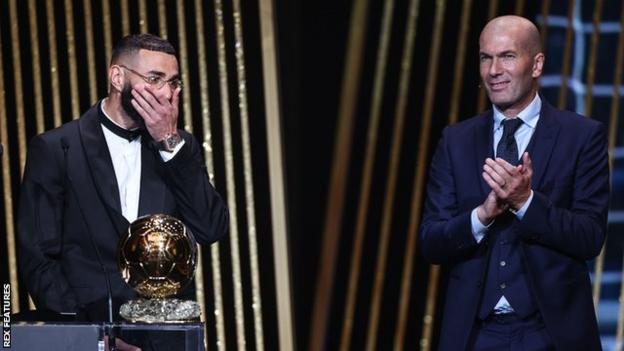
[120,298,200,323]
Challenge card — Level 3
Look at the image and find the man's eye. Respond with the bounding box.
[147,76,161,84]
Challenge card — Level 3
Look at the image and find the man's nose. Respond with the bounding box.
[157,83,174,100]
[489,58,503,76]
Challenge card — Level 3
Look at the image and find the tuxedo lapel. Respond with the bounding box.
[526,100,560,190]
[78,102,129,236]
[138,140,167,217]
[474,111,494,196]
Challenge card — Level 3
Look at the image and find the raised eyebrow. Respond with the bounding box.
[497,50,517,57]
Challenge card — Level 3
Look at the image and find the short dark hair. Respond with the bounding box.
[110,33,176,65]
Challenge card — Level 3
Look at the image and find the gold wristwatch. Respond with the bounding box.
[159,132,183,152]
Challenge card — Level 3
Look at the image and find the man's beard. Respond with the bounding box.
[120,83,145,128]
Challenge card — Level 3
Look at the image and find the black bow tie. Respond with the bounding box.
[99,110,142,142]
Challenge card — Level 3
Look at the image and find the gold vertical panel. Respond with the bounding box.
[121,0,130,36]
[193,0,223,348]
[540,1,551,50]
[353,0,396,349]
[392,0,422,348]
[176,1,193,132]
[28,0,45,134]
[0,24,19,313]
[558,0,576,109]
[258,0,295,349]
[420,266,441,350]
[63,0,80,119]
[46,0,62,127]
[158,0,168,39]
[309,0,370,349]
[415,0,447,349]
[214,0,248,349]
[138,0,148,33]
[514,0,525,15]
[8,0,27,176]
[102,0,113,69]
[83,0,98,104]
[448,0,473,124]
[586,0,604,311]
[476,0,498,113]
[584,0,603,117]
[231,0,266,350]
[615,254,624,351]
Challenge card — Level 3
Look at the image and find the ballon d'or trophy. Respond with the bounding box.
[117,214,200,323]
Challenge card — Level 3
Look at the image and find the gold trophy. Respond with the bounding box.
[117,214,200,323]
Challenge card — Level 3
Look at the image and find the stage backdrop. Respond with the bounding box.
[1,1,624,350]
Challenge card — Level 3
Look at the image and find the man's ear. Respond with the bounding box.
[109,65,125,92]
[532,52,544,78]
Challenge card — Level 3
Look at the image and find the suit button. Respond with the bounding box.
[500,283,506,289]
[500,261,506,267]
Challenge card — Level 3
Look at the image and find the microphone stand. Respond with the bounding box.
[61,138,117,351]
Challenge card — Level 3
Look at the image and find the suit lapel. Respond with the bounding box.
[138,139,167,217]
[475,111,494,196]
[525,100,560,189]
[78,102,129,236]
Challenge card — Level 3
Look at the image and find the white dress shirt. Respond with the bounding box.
[100,102,185,222]
[470,93,541,313]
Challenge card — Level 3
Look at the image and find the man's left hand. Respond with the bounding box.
[130,84,180,141]
[482,152,533,210]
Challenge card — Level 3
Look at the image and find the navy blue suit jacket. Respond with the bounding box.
[18,102,229,316]
[420,100,609,350]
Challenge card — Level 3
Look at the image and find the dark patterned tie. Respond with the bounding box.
[496,118,523,165]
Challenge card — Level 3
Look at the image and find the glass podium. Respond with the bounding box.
[11,321,205,351]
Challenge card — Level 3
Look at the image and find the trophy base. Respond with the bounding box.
[119,298,201,323]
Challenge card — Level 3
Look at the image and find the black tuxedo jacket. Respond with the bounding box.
[420,100,609,350]
[18,102,229,314]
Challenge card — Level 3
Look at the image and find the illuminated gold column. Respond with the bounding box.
[392,0,422,348]
[584,0,603,117]
[139,0,148,33]
[193,0,223,349]
[476,0,498,113]
[448,0,473,124]
[28,0,45,134]
[46,0,62,127]
[214,0,248,348]
[258,0,295,349]
[514,0,525,15]
[158,0,168,39]
[540,1,551,50]
[348,0,396,349]
[0,22,19,313]
[309,0,370,349]
[558,0,576,109]
[586,0,605,311]
[416,1,447,350]
[63,0,80,119]
[83,0,98,104]
[102,0,113,69]
[121,0,130,36]
[8,0,27,176]
[176,1,193,131]
[231,0,266,350]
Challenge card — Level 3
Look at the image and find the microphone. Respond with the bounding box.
[60,137,117,351]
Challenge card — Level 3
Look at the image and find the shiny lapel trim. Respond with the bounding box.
[78,103,129,236]
[475,111,494,196]
[138,140,167,217]
[526,101,560,190]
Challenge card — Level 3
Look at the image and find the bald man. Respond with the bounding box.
[420,16,608,350]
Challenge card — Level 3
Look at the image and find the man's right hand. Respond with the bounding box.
[476,190,508,225]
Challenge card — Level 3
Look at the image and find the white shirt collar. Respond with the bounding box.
[492,94,541,131]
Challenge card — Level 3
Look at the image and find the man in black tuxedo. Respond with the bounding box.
[17,34,229,320]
